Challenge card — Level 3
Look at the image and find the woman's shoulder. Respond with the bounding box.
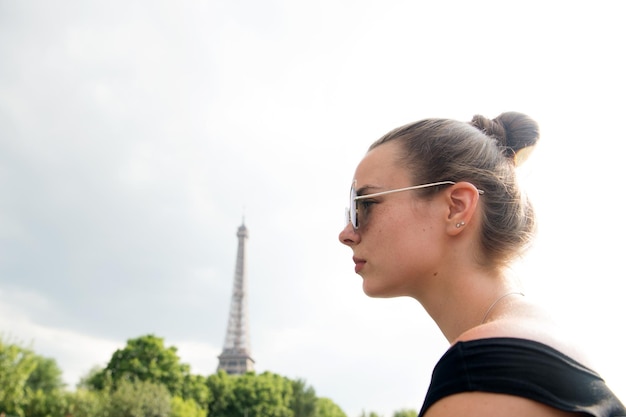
[424,391,580,417]
[454,300,592,367]
[422,334,603,417]
[422,306,594,417]
[424,331,593,417]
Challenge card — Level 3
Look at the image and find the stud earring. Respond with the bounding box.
[455,221,465,228]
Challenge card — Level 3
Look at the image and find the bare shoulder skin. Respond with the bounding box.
[424,391,581,417]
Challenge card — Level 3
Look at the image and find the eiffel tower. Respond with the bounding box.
[217,222,255,374]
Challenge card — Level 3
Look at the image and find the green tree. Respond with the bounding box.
[0,338,69,417]
[171,396,206,417]
[22,387,67,417]
[235,372,293,417]
[316,398,347,417]
[392,409,417,417]
[182,373,211,410]
[207,371,293,417]
[290,379,316,417]
[21,355,68,417]
[64,389,107,417]
[89,334,188,396]
[0,338,37,416]
[206,370,234,415]
[106,378,171,417]
[25,356,65,392]
[77,365,105,390]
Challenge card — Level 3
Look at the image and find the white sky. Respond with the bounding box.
[1,1,624,416]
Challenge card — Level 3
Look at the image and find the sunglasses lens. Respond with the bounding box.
[350,184,358,229]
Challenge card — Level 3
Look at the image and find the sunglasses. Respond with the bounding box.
[345,180,484,229]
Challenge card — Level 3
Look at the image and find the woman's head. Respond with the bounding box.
[368,111,540,267]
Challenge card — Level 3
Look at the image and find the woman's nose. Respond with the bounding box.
[339,223,360,246]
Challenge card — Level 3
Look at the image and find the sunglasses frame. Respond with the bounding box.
[345,180,484,229]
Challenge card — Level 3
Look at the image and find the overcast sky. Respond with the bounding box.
[1,1,625,416]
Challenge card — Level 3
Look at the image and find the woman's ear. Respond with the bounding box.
[445,182,481,236]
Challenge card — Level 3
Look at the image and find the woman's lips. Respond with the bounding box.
[353,257,366,273]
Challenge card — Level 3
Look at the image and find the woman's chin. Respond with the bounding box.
[362,281,397,298]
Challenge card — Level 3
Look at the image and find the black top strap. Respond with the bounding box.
[419,338,626,417]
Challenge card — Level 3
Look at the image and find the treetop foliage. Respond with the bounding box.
[1,334,415,417]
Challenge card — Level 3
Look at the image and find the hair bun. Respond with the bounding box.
[471,112,540,166]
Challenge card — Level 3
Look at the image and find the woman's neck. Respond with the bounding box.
[417,268,521,343]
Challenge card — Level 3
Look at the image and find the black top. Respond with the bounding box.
[418,338,626,417]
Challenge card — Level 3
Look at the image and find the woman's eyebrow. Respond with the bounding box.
[356,185,382,196]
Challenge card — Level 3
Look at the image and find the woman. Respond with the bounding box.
[338,112,625,417]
